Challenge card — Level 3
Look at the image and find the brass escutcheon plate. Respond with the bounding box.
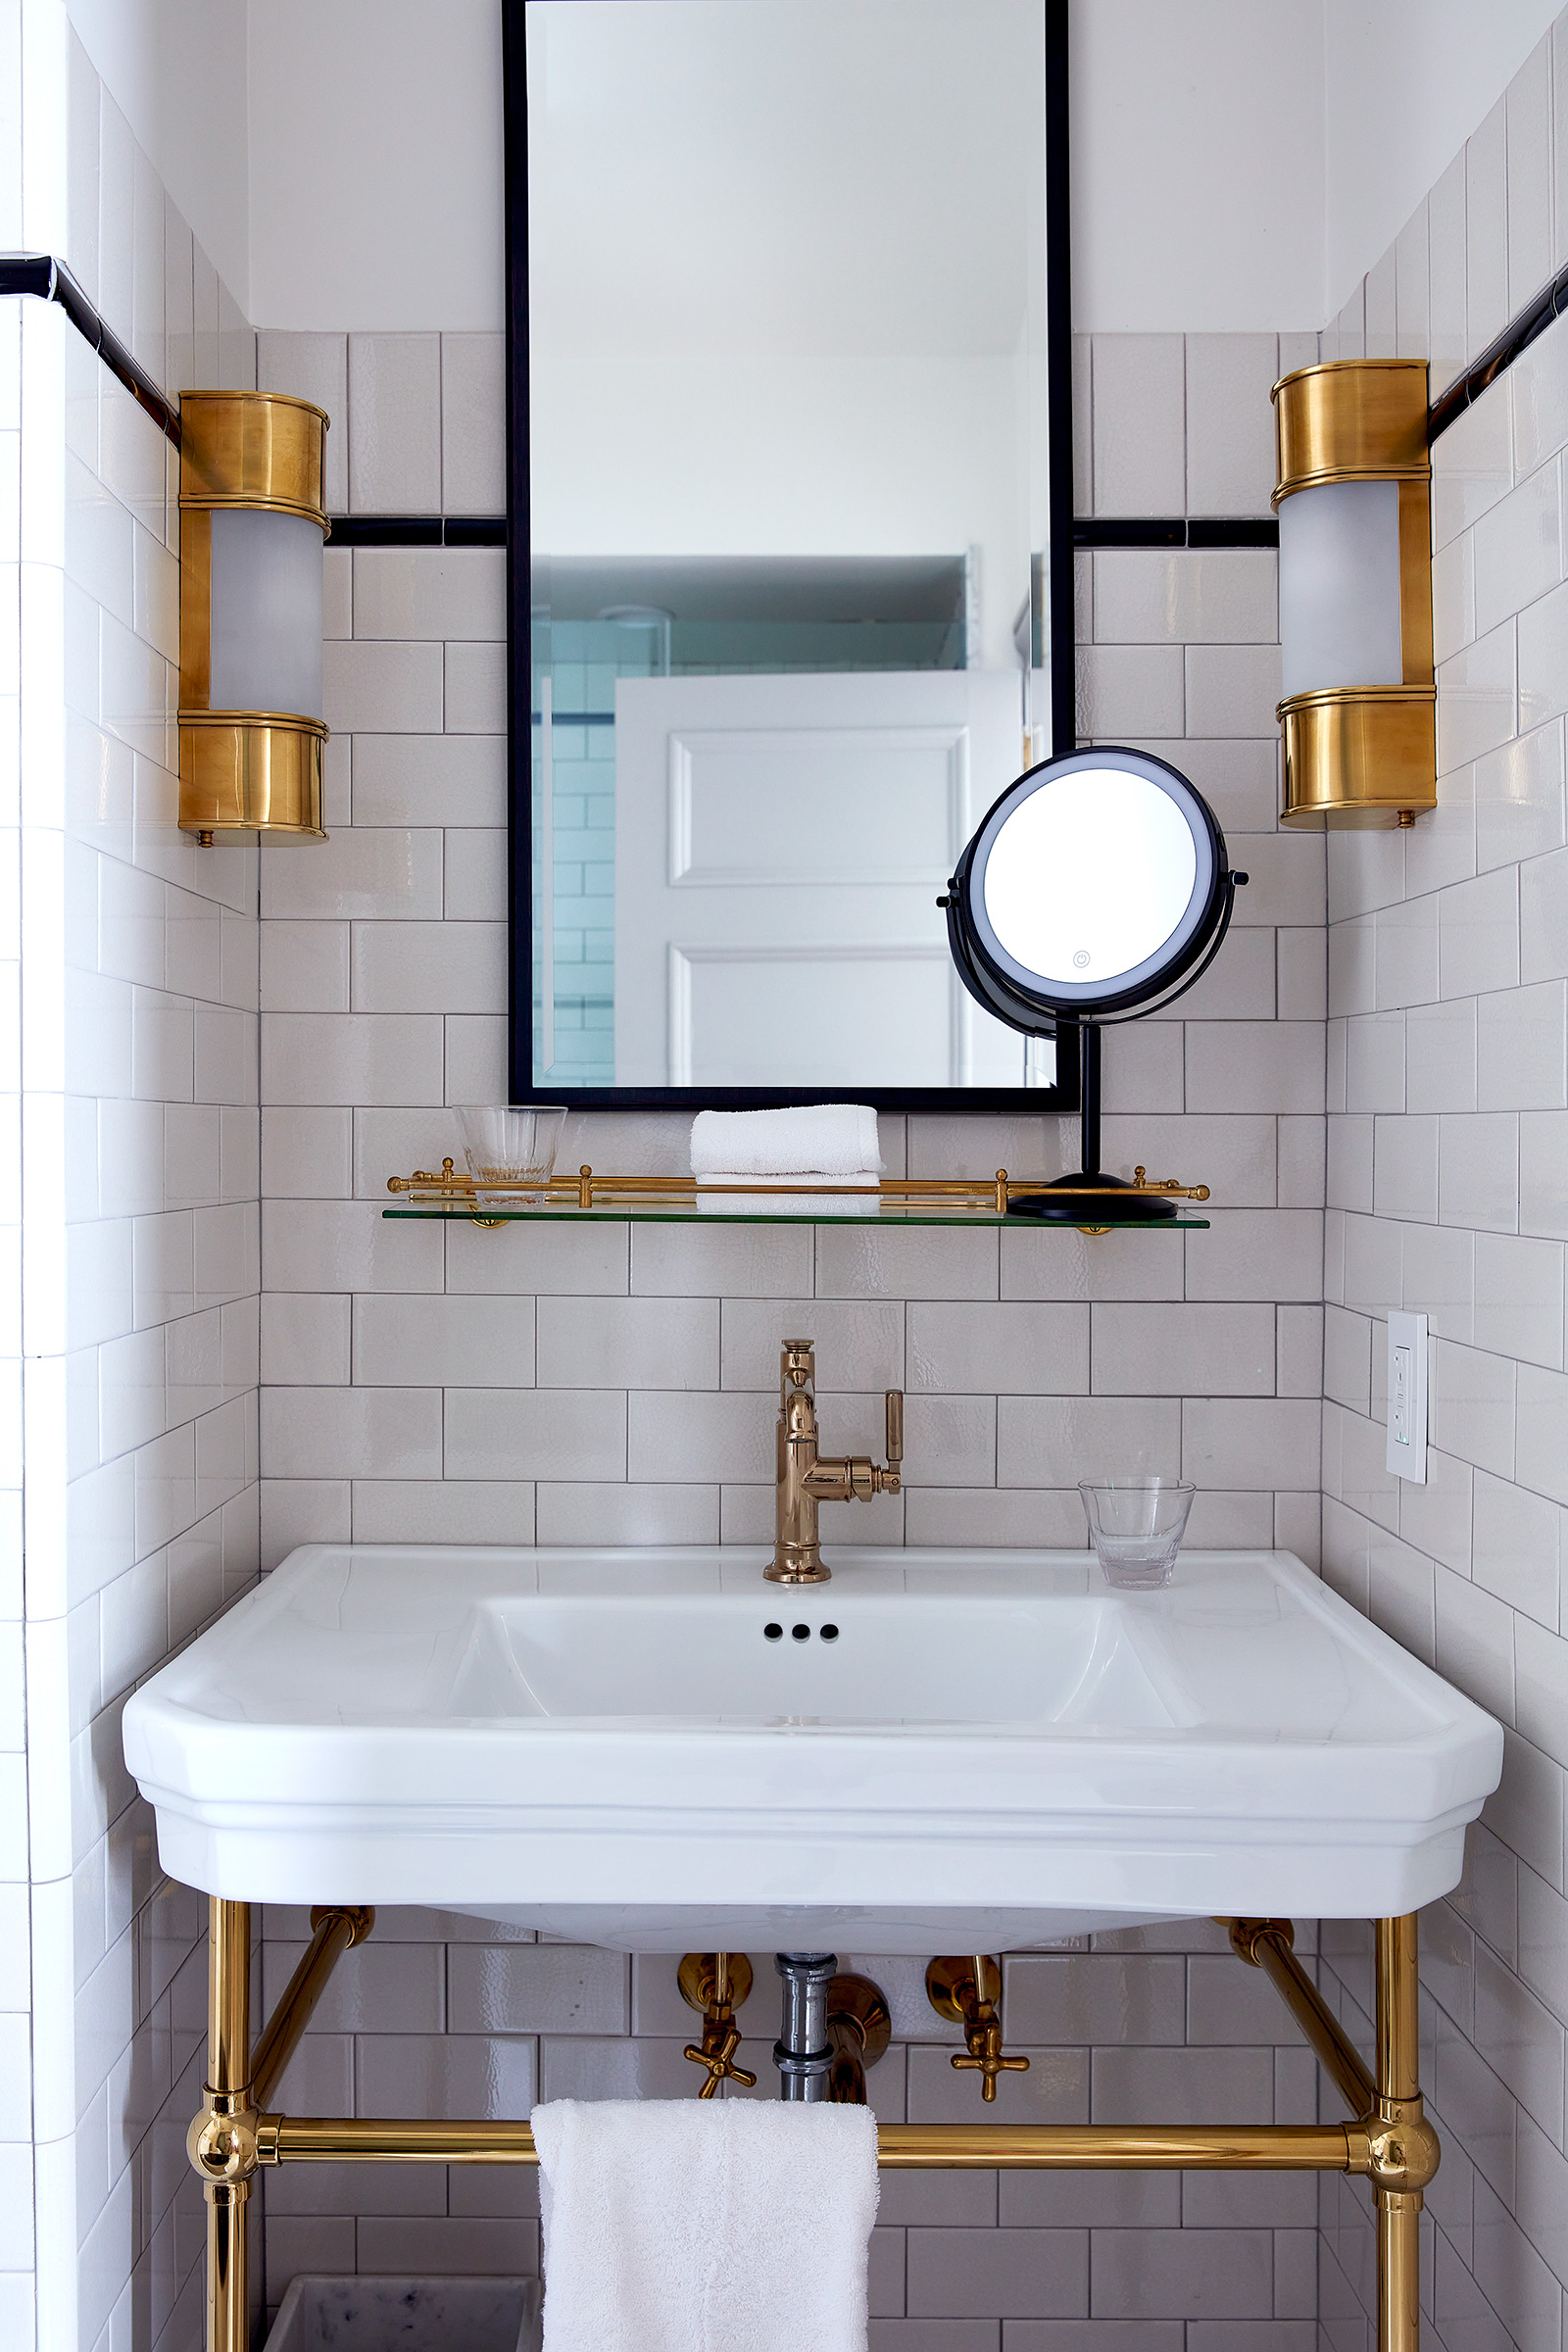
[677,1952,755,2014]
[926,1954,1002,2021]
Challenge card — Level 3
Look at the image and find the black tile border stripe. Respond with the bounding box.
[2,233,1560,491]
[0,251,179,443]
[1,257,511,544]
[326,515,507,547]
[1074,517,1279,549]
[1427,264,1568,440]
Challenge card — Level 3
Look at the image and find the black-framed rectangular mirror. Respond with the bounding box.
[505,0,1075,1110]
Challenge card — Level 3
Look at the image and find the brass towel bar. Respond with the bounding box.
[261,2113,1360,2172]
[191,1902,1428,2352]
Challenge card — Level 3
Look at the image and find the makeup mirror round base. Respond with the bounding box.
[1006,1173,1180,1224]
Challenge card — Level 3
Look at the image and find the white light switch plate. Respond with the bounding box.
[1386,1311,1428,1484]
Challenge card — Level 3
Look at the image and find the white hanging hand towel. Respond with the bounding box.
[689,1103,884,1177]
[531,2096,880,2352]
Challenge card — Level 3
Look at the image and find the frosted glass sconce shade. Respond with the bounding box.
[208,511,324,718]
[1272,360,1435,829]
[178,389,330,844]
[1278,480,1403,696]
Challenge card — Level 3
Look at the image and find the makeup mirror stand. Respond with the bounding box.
[1010,1022,1178,1224]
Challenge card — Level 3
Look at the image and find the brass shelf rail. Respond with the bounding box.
[191,1898,1432,2352]
[383,1160,1212,1229]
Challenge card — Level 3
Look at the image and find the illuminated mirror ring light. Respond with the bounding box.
[944,747,1235,1027]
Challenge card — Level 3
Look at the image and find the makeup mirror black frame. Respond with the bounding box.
[502,0,1077,1112]
[942,747,1249,1218]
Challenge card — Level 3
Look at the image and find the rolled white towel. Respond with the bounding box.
[532,2096,879,2352]
[696,1171,883,1217]
[690,1103,884,1178]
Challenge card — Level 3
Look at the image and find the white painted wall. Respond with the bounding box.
[1069,0,1326,335]
[1070,0,1564,334]
[247,0,504,333]
[1323,0,1562,315]
[65,0,250,303]
[57,1,1568,344]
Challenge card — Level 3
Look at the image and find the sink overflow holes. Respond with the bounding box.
[762,1623,838,1642]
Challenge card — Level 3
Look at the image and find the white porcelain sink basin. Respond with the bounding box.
[122,1544,1502,1953]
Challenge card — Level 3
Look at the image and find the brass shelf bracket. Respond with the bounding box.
[193,1901,1434,2352]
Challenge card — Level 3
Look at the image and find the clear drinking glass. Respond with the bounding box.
[458,1105,566,1206]
[1079,1477,1196,1590]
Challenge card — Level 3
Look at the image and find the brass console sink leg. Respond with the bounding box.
[1226,1913,1433,2352]
[183,1896,1429,2352]
[191,1899,375,2352]
[1375,1915,1425,2352]
[198,1898,251,2352]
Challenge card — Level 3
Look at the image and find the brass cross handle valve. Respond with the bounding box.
[926,1954,1031,2103]
[678,1952,758,2096]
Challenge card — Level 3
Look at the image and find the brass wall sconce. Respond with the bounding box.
[178,389,330,844]
[1273,358,1435,828]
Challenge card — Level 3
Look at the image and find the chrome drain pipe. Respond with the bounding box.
[773,1952,837,2100]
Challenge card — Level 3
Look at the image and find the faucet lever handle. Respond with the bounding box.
[885,1390,904,1468]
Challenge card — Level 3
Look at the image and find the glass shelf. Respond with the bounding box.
[382,1161,1210,1230]
[382,1203,1209,1229]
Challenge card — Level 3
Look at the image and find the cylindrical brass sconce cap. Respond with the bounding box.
[1272,359,1430,506]
[179,389,329,530]
[178,714,327,842]
[1277,686,1437,829]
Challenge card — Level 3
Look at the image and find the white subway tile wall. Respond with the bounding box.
[250,322,1325,2339]
[1320,24,1568,2347]
[14,7,1568,2346]
[2,24,262,2352]
[0,42,25,2337]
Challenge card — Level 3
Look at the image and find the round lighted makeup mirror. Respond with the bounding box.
[943,747,1248,1220]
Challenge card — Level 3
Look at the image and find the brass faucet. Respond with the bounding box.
[767,1339,903,1584]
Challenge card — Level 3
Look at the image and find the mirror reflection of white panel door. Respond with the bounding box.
[613,670,1026,1087]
